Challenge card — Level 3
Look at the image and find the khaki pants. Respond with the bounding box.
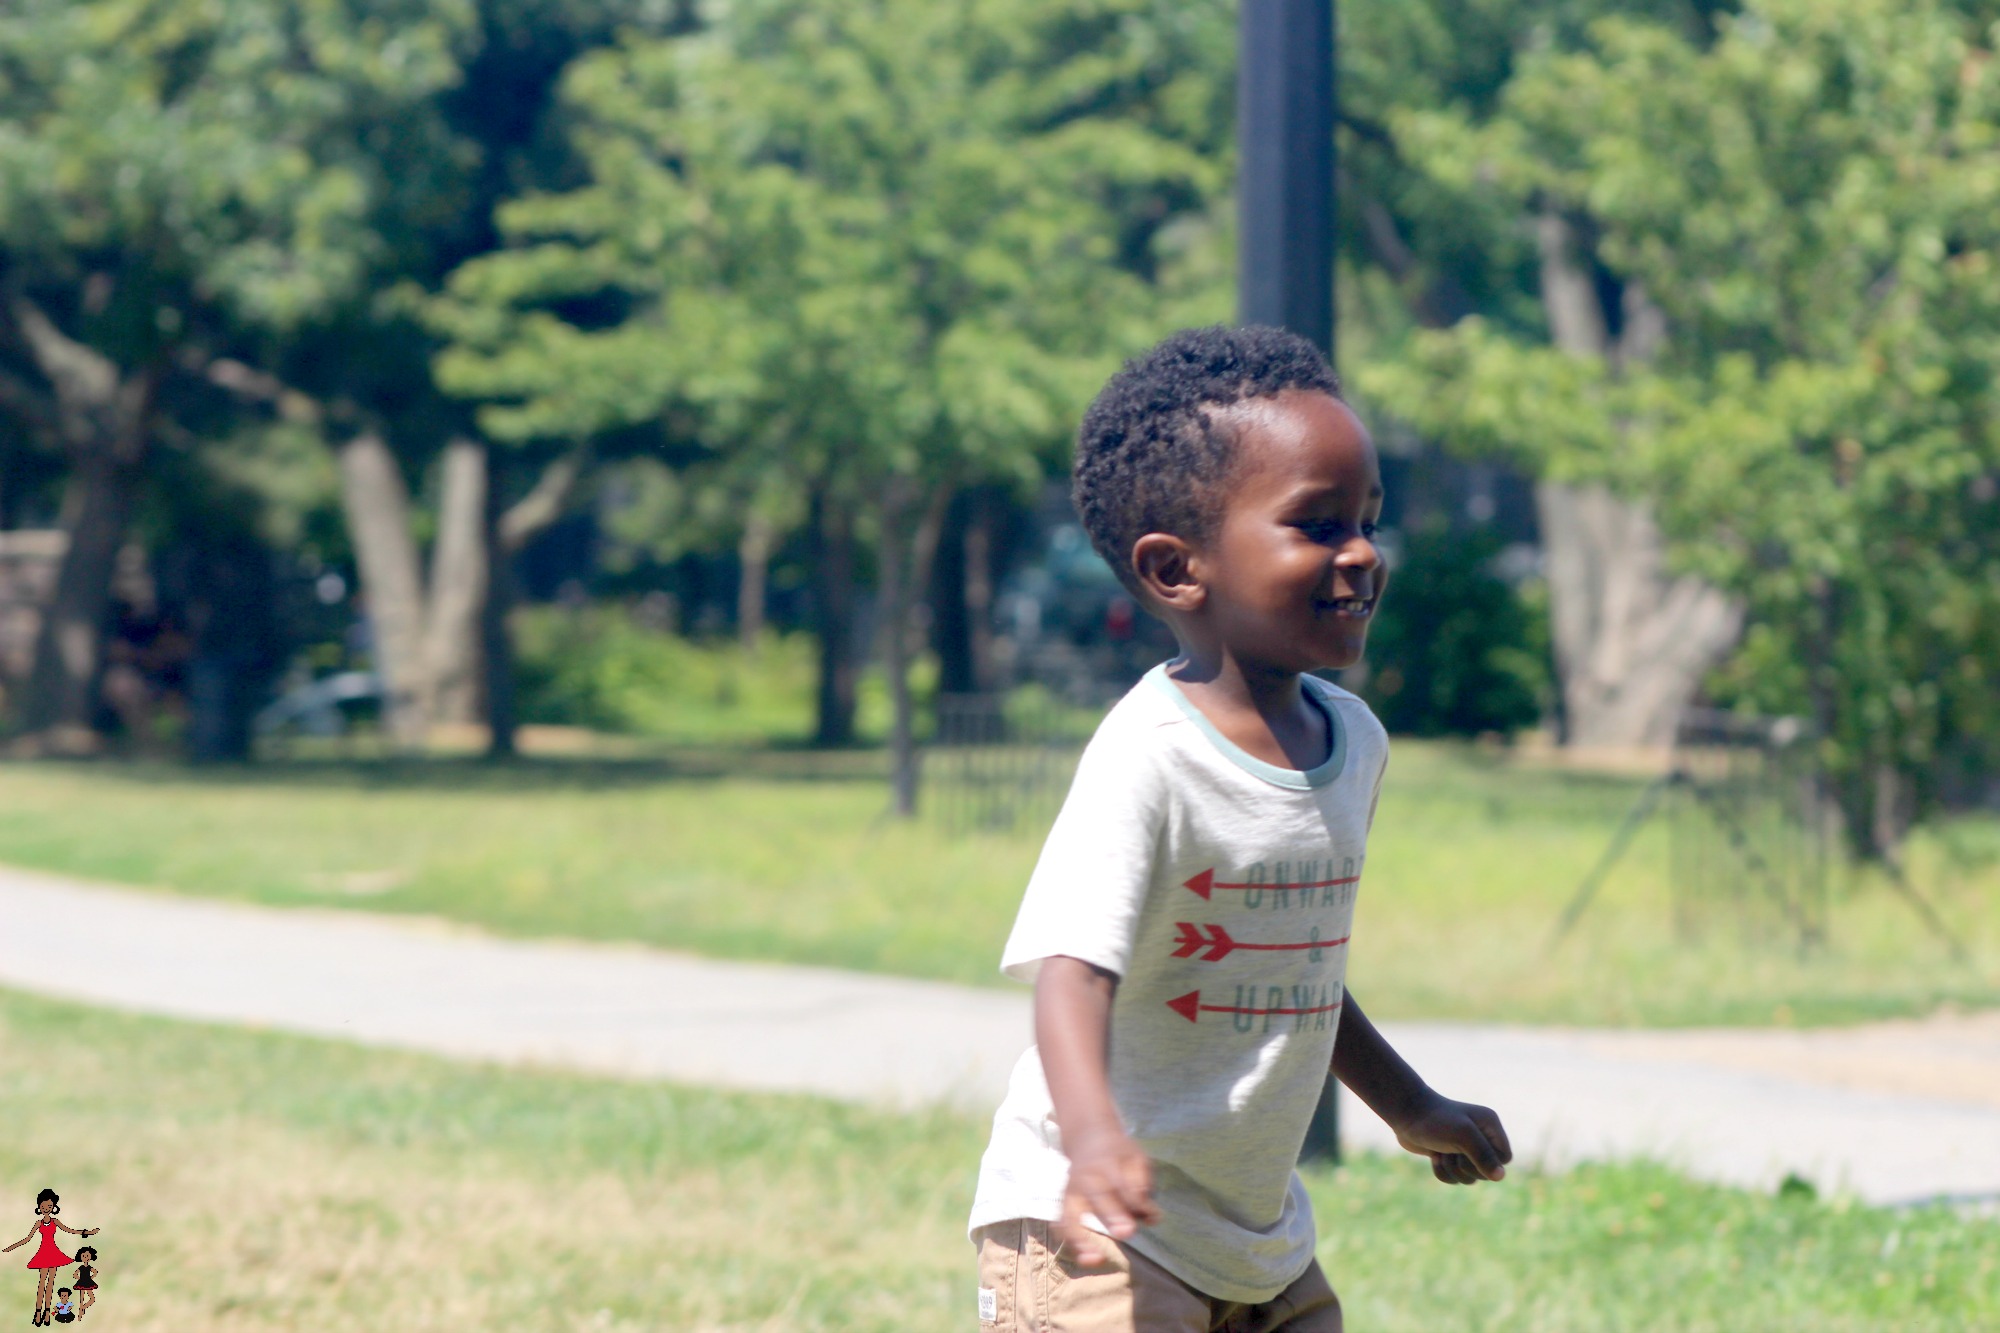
[972,1219,1342,1333]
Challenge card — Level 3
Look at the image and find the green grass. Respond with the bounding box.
[0,751,1031,986]
[0,744,1995,1026]
[1316,1156,2000,1332]
[1351,744,2000,1026]
[0,988,1993,1331]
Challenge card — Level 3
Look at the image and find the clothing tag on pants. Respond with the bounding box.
[978,1286,997,1322]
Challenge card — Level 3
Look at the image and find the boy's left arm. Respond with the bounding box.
[1331,990,1512,1185]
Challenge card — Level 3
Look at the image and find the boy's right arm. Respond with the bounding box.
[1035,954,1162,1266]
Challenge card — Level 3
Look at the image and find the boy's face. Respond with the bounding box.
[1183,389,1385,672]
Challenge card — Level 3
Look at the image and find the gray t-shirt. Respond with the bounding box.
[969,665,1389,1303]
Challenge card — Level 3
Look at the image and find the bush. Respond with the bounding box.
[513,605,817,744]
[1356,524,1550,738]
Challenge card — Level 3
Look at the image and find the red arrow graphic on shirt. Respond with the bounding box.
[1166,989,1346,1024]
[1170,923,1352,963]
[1182,868,1360,900]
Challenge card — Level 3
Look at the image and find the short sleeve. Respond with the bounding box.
[997,713,1169,984]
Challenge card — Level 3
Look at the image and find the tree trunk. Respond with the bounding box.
[337,430,430,746]
[483,450,519,759]
[879,483,950,816]
[482,556,519,757]
[878,484,916,812]
[21,446,147,742]
[1535,482,1741,746]
[482,447,586,758]
[810,489,858,747]
[737,511,772,656]
[1533,211,1740,747]
[11,299,158,747]
[963,493,998,693]
[423,437,489,727]
[1870,760,1910,863]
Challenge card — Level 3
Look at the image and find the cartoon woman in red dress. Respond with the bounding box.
[2,1191,97,1327]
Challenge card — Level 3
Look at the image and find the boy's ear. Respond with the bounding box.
[1131,532,1204,612]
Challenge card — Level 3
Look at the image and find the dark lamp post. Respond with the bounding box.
[1238,0,1335,360]
[1238,0,1341,1164]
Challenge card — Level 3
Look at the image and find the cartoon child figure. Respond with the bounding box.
[48,1291,71,1325]
[2,1191,98,1328]
[69,1248,98,1322]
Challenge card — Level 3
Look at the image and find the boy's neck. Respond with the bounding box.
[1165,645,1329,771]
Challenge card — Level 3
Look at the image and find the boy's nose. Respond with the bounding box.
[1329,538,1382,596]
[1335,536,1382,572]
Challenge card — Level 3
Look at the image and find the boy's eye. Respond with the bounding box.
[1298,519,1379,543]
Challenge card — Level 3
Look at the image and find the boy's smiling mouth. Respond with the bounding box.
[1317,596,1375,617]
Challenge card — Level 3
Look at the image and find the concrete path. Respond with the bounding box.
[4,865,1998,1207]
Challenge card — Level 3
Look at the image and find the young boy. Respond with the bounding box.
[969,326,1511,1332]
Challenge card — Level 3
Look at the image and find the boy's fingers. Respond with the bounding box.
[1081,1167,1144,1238]
[1121,1153,1162,1224]
[1089,1189,1136,1239]
[1058,1201,1109,1266]
[1062,1218,1108,1267]
[1476,1107,1514,1165]
[1440,1152,1487,1186]
[1457,1118,1507,1179]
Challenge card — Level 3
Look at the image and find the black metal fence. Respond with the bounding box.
[924,691,1096,835]
[1553,709,1836,952]
[1666,709,1831,949]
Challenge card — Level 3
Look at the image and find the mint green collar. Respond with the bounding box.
[1146,663,1347,789]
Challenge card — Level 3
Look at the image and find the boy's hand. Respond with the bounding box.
[1057,1127,1160,1267]
[1392,1090,1512,1185]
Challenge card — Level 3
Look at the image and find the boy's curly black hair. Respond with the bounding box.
[1072,325,1342,596]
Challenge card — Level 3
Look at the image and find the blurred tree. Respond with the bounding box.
[217,0,673,752]
[1356,524,1548,737]
[0,0,479,750]
[1336,0,1747,749]
[0,0,671,754]
[1361,0,2000,854]
[432,0,1232,805]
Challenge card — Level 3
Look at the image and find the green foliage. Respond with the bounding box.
[429,0,1234,489]
[1359,525,1550,737]
[512,603,939,745]
[1360,0,2000,849]
[513,605,819,743]
[0,0,477,335]
[1334,0,1730,354]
